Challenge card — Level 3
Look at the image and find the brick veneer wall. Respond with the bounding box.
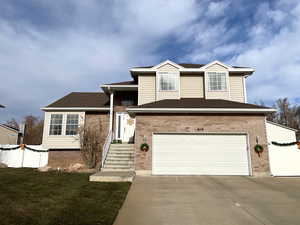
[135,114,270,176]
[48,150,82,168]
[84,112,109,143]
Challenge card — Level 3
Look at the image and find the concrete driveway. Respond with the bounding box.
[114,176,300,225]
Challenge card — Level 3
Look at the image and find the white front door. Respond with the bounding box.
[115,112,135,143]
[152,133,250,175]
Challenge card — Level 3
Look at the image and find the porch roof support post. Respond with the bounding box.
[109,91,114,131]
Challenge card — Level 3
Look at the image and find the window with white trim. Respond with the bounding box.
[207,72,227,91]
[158,72,178,91]
[66,114,79,135]
[49,114,63,135]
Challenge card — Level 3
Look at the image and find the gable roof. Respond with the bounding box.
[0,124,19,133]
[267,121,298,132]
[133,62,247,69]
[130,60,254,77]
[45,92,109,108]
[105,80,137,85]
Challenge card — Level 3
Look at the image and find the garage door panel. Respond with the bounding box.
[153,133,249,175]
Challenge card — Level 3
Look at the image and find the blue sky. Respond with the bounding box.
[1,0,300,122]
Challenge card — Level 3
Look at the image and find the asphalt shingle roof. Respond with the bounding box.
[105,80,137,85]
[46,92,109,108]
[132,63,248,69]
[135,98,270,109]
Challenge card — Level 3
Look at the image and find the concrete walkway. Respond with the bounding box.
[114,176,300,225]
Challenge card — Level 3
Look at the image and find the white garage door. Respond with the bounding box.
[153,133,250,175]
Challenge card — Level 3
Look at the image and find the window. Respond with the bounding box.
[207,72,227,91]
[66,114,79,135]
[158,72,178,91]
[49,114,63,135]
[121,95,135,106]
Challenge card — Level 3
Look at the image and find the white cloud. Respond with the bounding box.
[184,1,300,105]
[229,2,300,103]
[1,0,300,123]
[0,0,199,122]
[206,1,230,18]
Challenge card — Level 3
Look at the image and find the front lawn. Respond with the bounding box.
[0,168,130,225]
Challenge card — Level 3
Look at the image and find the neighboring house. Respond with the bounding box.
[42,60,277,176]
[0,124,20,145]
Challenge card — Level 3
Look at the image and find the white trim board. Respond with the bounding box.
[153,60,184,70]
[101,85,138,88]
[130,60,254,73]
[0,124,19,133]
[41,107,110,111]
[266,121,298,132]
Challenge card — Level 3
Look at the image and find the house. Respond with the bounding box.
[0,124,20,145]
[0,104,5,108]
[42,60,276,176]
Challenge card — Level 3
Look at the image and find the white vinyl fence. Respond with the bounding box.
[269,143,300,176]
[0,145,48,168]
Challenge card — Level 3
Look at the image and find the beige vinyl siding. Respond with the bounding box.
[0,126,18,145]
[157,63,179,71]
[42,111,85,149]
[180,75,204,98]
[156,63,180,101]
[205,63,230,100]
[206,63,227,71]
[229,76,245,102]
[157,91,180,101]
[138,75,156,105]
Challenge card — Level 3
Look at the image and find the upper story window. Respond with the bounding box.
[207,72,227,91]
[158,72,178,91]
[121,94,135,106]
[66,114,79,135]
[49,114,63,135]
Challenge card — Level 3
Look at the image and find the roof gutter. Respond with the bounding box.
[130,68,254,73]
[127,108,276,114]
[101,84,138,88]
[41,107,110,111]
[101,84,138,93]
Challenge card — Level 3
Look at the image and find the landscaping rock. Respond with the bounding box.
[68,163,85,172]
[0,163,8,168]
[38,166,52,172]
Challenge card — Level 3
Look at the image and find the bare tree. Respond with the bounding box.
[79,118,104,169]
[256,101,277,122]
[23,115,44,145]
[257,98,300,139]
[5,118,19,130]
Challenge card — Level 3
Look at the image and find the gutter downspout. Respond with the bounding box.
[243,75,248,103]
[109,88,114,132]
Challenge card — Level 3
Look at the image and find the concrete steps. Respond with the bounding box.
[101,143,135,172]
[102,167,135,172]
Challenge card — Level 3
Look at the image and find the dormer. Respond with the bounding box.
[155,60,182,101]
[130,60,254,105]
